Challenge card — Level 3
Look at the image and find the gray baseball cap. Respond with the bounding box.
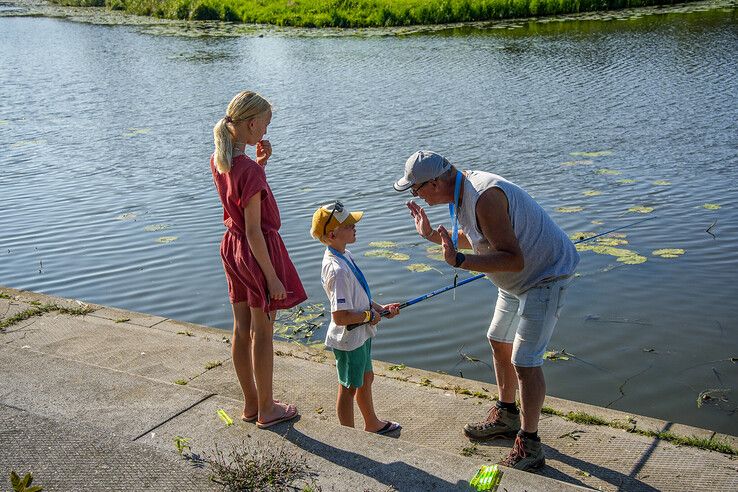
[393,150,451,192]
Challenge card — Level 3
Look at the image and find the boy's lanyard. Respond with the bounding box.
[327,247,372,304]
[448,170,463,249]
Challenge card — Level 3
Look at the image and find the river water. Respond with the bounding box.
[1,2,737,435]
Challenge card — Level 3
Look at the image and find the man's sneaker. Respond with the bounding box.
[499,434,545,472]
[463,404,520,440]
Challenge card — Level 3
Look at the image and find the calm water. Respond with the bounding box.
[1,4,737,435]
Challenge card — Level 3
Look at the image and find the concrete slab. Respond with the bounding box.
[0,345,212,440]
[0,404,211,491]
[1,286,736,492]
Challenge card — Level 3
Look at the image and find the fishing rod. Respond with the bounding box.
[346,215,655,330]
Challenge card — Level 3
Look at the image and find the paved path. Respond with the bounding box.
[1,286,736,491]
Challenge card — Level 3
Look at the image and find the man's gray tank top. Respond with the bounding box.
[456,170,579,295]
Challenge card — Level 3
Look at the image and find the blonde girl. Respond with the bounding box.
[211,91,306,428]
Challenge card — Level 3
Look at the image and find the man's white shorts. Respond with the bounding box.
[487,277,571,368]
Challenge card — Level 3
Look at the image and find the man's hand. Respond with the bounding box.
[380,303,401,319]
[406,200,433,238]
[369,308,381,326]
[437,225,458,267]
[256,139,272,167]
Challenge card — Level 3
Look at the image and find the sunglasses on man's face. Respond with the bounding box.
[323,201,344,236]
[410,180,432,197]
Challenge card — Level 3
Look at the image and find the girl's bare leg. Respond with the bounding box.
[231,302,257,419]
[336,384,357,427]
[356,372,385,432]
[251,308,294,422]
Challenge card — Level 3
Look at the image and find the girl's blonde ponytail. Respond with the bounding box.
[212,91,272,174]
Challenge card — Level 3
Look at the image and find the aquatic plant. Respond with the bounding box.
[652,248,684,258]
[50,0,694,28]
[364,249,410,261]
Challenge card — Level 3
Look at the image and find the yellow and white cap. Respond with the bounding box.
[310,201,363,240]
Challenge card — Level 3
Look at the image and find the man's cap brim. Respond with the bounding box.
[393,177,413,192]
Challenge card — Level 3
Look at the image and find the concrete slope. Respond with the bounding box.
[1,286,735,491]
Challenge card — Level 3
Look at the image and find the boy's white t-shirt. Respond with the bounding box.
[321,248,376,352]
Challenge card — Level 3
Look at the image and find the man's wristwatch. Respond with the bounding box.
[454,251,466,268]
[363,310,372,323]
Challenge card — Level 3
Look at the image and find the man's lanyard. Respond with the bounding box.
[448,170,463,249]
[327,247,372,304]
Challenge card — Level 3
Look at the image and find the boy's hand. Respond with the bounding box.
[369,308,381,326]
[256,139,272,167]
[380,303,401,319]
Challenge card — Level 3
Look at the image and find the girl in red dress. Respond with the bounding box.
[211,91,306,428]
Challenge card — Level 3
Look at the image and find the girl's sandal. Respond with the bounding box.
[241,399,281,422]
[256,403,298,429]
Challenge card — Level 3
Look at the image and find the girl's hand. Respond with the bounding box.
[267,276,286,301]
[437,225,458,266]
[380,303,401,319]
[406,200,432,238]
[256,139,272,167]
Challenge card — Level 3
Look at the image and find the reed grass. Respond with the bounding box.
[51,0,688,27]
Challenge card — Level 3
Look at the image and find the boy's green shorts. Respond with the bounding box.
[333,338,373,388]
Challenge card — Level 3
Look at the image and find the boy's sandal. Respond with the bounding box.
[241,399,281,422]
[374,421,401,435]
[256,403,298,429]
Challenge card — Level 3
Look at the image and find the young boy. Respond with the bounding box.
[310,201,402,435]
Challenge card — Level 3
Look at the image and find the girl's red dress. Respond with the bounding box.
[211,154,307,312]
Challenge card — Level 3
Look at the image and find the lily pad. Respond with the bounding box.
[596,168,621,175]
[628,206,654,214]
[569,232,597,241]
[616,179,636,185]
[652,248,685,259]
[406,263,434,272]
[426,245,445,262]
[556,206,584,213]
[652,180,671,186]
[156,236,178,244]
[368,241,397,248]
[365,250,410,261]
[594,237,628,247]
[11,139,46,148]
[702,203,721,210]
[545,349,571,361]
[578,244,646,264]
[115,212,138,221]
[123,127,151,137]
[582,190,602,197]
[144,224,169,232]
[561,160,594,166]
[570,151,613,158]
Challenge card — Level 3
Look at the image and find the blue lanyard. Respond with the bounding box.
[448,170,463,249]
[327,247,372,304]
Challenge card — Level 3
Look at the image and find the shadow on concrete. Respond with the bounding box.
[543,445,659,491]
[280,426,469,491]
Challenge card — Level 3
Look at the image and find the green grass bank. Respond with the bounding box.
[50,0,694,27]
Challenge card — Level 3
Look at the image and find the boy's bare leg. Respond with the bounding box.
[231,302,257,419]
[356,371,385,432]
[336,384,356,427]
[251,308,293,422]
